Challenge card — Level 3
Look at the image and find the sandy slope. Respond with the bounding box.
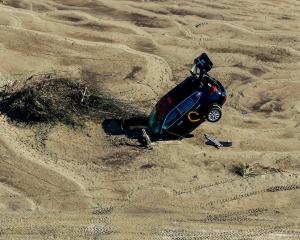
[0,0,299,239]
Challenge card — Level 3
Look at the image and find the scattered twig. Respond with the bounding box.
[81,87,88,103]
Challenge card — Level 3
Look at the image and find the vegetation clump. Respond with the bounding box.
[0,72,144,126]
[235,163,256,177]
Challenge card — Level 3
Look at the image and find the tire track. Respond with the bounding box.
[159,223,299,240]
[174,177,238,195]
[197,208,270,224]
[207,183,300,207]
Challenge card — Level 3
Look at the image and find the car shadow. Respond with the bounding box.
[102,116,150,146]
[102,116,196,146]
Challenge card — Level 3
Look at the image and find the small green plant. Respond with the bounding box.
[235,163,255,177]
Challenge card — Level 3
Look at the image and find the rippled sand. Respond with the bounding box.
[0,0,299,239]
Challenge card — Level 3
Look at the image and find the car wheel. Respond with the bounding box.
[206,105,222,123]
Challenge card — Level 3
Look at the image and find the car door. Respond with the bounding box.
[162,92,202,137]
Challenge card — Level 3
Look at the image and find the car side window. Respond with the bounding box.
[162,92,202,130]
[177,92,202,115]
[162,108,180,129]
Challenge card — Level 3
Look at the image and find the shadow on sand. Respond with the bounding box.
[102,116,150,146]
[102,116,195,146]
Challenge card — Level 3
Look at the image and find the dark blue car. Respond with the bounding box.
[148,53,227,139]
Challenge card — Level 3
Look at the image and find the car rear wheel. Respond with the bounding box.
[206,105,222,123]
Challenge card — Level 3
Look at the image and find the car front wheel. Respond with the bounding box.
[206,105,222,123]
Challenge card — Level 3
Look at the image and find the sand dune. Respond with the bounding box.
[0,0,299,239]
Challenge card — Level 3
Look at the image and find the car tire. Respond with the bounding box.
[206,105,222,123]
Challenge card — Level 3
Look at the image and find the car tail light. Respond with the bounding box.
[209,85,218,94]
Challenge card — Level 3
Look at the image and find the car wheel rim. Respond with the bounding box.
[208,109,220,122]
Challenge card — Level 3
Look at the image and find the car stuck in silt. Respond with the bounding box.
[148,53,227,140]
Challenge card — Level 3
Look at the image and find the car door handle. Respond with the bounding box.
[196,104,201,109]
[177,120,184,126]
